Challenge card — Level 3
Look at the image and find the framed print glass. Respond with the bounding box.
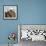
[3,5,17,20]
[18,24,46,41]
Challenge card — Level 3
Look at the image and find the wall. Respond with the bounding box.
[20,0,46,24]
[0,0,19,44]
[0,0,46,44]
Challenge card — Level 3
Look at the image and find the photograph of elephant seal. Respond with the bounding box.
[4,5,17,19]
[5,9,16,17]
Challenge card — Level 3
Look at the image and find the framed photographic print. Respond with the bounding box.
[3,5,17,20]
[18,24,46,41]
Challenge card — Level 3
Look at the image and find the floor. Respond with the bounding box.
[0,44,18,46]
[0,40,46,46]
[19,40,46,46]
